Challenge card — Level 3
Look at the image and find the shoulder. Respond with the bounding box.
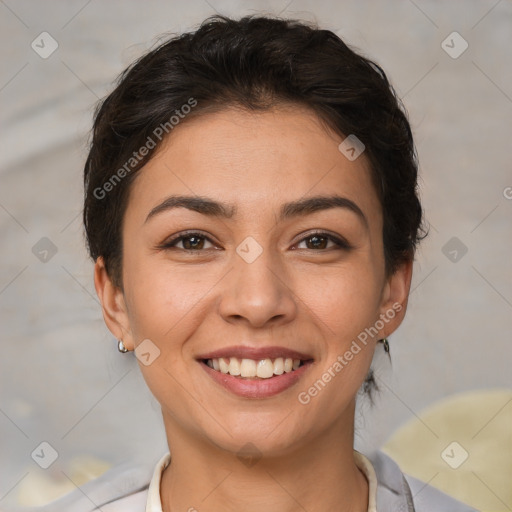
[24,453,168,512]
[367,450,479,512]
[20,461,153,512]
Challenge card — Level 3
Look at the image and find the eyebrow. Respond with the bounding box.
[144,194,368,227]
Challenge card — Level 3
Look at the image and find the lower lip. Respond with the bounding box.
[199,361,313,399]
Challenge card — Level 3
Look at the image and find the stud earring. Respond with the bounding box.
[117,339,129,353]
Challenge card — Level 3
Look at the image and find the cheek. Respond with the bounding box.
[294,260,383,342]
[124,255,213,342]
[293,268,379,416]
[123,262,211,415]
[292,261,382,397]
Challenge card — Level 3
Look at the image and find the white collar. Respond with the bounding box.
[146,450,377,512]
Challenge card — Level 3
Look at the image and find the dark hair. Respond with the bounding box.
[83,13,426,291]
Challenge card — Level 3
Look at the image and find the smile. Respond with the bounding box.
[202,357,307,379]
[197,346,314,399]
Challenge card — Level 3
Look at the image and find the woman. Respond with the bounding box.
[76,14,477,512]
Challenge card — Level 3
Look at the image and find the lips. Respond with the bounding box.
[196,345,314,398]
[196,345,314,361]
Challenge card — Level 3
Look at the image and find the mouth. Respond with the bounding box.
[196,347,314,399]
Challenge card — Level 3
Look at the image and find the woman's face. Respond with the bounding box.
[95,105,411,457]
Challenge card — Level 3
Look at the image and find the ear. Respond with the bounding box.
[377,259,413,339]
[94,257,135,350]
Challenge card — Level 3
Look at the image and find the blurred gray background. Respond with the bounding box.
[0,0,511,510]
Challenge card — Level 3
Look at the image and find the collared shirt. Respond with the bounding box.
[39,449,477,511]
[145,450,378,512]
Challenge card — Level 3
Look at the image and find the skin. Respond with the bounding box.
[94,105,412,512]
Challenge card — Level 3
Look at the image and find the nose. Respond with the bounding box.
[218,244,298,329]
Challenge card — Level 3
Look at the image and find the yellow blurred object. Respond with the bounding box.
[17,454,111,506]
[382,388,512,512]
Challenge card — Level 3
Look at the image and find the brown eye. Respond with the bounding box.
[296,232,350,251]
[180,235,207,250]
[304,235,329,249]
[159,232,215,251]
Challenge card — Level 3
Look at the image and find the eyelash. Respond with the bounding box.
[157,230,351,252]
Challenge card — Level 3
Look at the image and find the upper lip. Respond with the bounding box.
[196,345,314,361]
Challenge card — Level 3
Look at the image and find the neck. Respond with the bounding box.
[159,404,369,512]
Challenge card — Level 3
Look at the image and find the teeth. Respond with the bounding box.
[240,359,257,378]
[219,357,230,374]
[205,357,304,378]
[256,358,274,379]
[273,357,284,375]
[229,357,241,376]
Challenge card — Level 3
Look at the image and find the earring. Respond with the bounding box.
[117,339,129,353]
[379,338,390,354]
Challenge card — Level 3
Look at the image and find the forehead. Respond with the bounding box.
[126,106,381,227]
